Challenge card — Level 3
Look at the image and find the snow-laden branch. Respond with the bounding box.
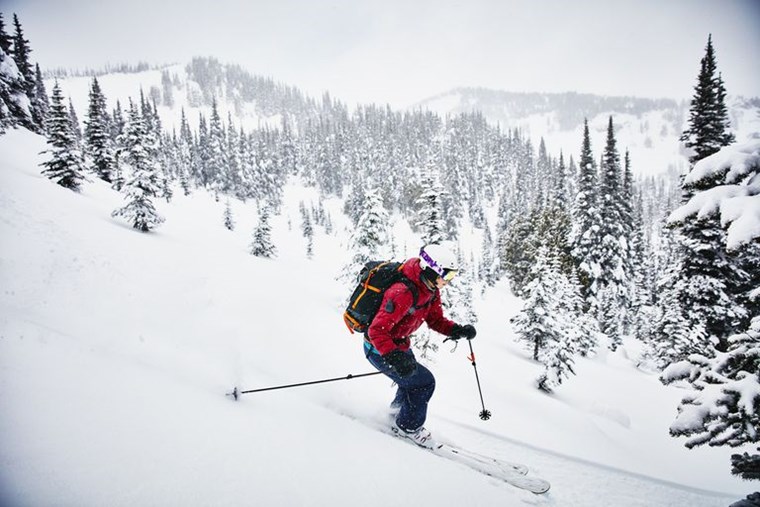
[669,140,760,250]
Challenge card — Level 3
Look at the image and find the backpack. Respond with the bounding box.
[343,261,428,334]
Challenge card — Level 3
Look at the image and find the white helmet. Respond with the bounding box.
[419,244,458,281]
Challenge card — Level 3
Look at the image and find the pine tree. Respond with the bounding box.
[177,109,193,195]
[416,174,445,245]
[68,98,82,148]
[343,187,390,281]
[662,141,760,480]
[665,35,745,358]
[571,119,602,307]
[223,200,235,231]
[537,332,576,393]
[0,13,11,54]
[161,70,174,108]
[250,205,277,258]
[0,13,33,132]
[111,100,164,232]
[207,98,226,196]
[680,35,735,165]
[302,213,314,259]
[39,81,85,190]
[511,247,565,362]
[32,64,49,130]
[84,77,115,182]
[443,247,477,326]
[597,117,629,350]
[10,14,39,131]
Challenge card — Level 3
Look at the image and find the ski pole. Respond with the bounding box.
[227,371,383,400]
[466,339,492,420]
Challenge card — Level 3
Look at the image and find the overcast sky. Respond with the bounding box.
[4,0,759,108]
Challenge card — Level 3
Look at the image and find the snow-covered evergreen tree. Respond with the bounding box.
[597,117,630,350]
[342,187,390,281]
[570,119,602,308]
[537,332,576,393]
[207,98,226,196]
[0,13,33,133]
[84,77,115,182]
[10,14,40,132]
[416,174,446,245]
[223,200,235,231]
[511,247,566,362]
[663,38,748,360]
[679,35,735,165]
[302,210,314,259]
[32,63,48,130]
[443,247,477,326]
[662,141,760,480]
[250,205,276,258]
[111,100,164,232]
[39,81,85,190]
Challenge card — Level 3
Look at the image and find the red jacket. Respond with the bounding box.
[367,257,455,356]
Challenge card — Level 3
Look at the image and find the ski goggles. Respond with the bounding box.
[441,268,458,282]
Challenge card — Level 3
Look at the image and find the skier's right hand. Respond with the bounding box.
[383,350,417,378]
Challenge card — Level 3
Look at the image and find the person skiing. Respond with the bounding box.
[363,243,477,448]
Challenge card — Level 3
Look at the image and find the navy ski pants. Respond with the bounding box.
[365,343,436,432]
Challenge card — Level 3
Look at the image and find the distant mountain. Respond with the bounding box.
[412,87,760,177]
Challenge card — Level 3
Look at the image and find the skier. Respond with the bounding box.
[364,244,477,448]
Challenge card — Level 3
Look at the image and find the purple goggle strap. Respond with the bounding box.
[419,248,445,277]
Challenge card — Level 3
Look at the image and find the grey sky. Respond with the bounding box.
[4,0,759,107]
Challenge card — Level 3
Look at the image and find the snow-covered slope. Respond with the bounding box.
[1,128,754,505]
[49,63,283,140]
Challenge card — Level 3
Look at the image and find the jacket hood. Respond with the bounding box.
[401,257,436,293]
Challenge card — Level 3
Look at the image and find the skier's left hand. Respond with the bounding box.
[449,323,477,341]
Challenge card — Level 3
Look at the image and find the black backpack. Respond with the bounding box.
[343,261,429,334]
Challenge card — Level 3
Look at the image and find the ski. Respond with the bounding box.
[433,442,550,494]
[339,412,551,494]
[438,443,529,475]
[387,428,550,495]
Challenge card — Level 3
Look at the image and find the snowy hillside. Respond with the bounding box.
[48,60,759,183]
[0,128,754,506]
[415,87,760,177]
[48,61,290,141]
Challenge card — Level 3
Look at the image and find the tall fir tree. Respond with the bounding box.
[10,14,40,132]
[223,199,235,231]
[661,141,760,481]
[111,100,164,232]
[342,187,390,282]
[32,64,48,130]
[207,98,226,197]
[84,77,116,182]
[0,13,11,54]
[597,117,628,350]
[416,174,446,245]
[39,81,85,190]
[679,35,735,165]
[0,13,33,132]
[662,34,745,361]
[250,205,277,258]
[570,119,602,307]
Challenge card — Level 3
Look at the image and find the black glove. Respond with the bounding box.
[383,349,417,378]
[449,323,477,341]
